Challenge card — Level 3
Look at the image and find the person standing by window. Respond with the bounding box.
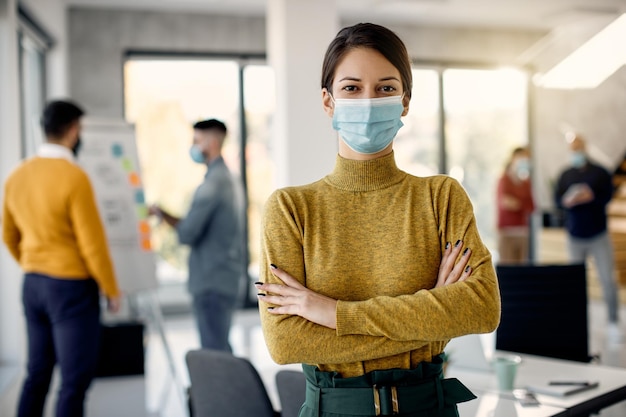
[149,119,245,352]
[255,23,500,417]
[2,100,121,417]
[496,146,535,264]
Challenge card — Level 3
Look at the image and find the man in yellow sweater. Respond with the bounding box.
[2,100,121,417]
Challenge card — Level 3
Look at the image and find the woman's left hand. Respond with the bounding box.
[255,264,338,329]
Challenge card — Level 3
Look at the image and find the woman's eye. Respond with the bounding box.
[380,86,397,93]
[342,85,358,92]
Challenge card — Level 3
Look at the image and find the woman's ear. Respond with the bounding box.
[401,94,410,117]
[322,88,334,117]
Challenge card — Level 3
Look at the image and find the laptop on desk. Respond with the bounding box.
[445,333,494,373]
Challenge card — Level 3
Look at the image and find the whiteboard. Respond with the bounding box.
[77,118,158,294]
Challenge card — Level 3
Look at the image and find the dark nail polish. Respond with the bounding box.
[254,281,263,286]
[465,265,471,273]
[445,242,451,249]
[257,293,266,296]
[268,307,274,311]
[270,264,277,269]
[463,248,469,256]
[455,240,461,247]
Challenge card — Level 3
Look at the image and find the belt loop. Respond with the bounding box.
[391,386,399,414]
[435,378,444,411]
[314,386,321,417]
[372,385,381,416]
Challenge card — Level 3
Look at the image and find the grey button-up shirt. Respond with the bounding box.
[176,156,244,297]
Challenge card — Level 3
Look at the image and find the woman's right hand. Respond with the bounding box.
[435,240,472,288]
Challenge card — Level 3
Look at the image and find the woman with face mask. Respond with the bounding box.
[255,23,500,417]
[496,147,535,264]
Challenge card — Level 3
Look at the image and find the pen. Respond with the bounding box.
[548,381,591,386]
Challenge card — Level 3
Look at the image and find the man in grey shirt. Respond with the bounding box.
[150,119,244,351]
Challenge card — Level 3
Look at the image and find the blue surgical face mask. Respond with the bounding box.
[331,95,404,154]
[515,158,530,180]
[189,145,205,164]
[571,151,586,168]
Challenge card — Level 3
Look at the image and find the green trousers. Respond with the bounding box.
[300,355,476,417]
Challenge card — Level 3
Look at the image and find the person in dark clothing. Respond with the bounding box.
[555,133,621,344]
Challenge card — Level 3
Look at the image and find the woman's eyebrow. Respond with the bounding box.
[338,76,361,82]
[379,76,401,82]
[337,76,401,82]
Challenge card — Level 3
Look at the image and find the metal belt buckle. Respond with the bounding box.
[372,385,399,415]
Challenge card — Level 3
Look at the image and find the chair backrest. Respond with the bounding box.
[186,349,277,417]
[495,263,590,362]
[275,369,306,417]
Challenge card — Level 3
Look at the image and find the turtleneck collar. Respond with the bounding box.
[325,151,406,192]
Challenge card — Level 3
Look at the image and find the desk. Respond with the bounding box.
[458,391,566,417]
[448,352,626,417]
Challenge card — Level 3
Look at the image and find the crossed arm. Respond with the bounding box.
[255,239,473,330]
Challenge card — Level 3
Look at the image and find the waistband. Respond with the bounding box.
[302,355,475,416]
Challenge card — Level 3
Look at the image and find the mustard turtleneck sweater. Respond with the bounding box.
[259,152,500,378]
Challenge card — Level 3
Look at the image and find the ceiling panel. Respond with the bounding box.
[65,0,626,31]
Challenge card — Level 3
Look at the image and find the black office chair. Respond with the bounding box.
[186,349,279,417]
[275,369,306,417]
[495,263,592,363]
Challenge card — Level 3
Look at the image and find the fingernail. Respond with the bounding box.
[254,281,263,286]
[257,293,266,297]
[455,240,461,247]
[465,265,471,273]
[268,307,274,311]
[445,242,451,249]
[270,264,277,269]
[463,248,470,256]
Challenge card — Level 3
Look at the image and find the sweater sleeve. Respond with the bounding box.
[259,190,428,365]
[70,172,121,298]
[1,182,21,263]
[336,179,500,341]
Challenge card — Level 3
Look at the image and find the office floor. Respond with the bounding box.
[1,299,625,417]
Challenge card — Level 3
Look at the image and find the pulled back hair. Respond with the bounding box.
[321,23,412,98]
[41,100,84,139]
[193,118,227,135]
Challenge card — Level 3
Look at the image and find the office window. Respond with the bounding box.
[18,9,50,158]
[395,66,529,252]
[444,68,528,250]
[124,58,275,286]
[395,69,440,177]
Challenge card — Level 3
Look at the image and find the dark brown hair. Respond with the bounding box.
[41,100,84,138]
[321,23,412,98]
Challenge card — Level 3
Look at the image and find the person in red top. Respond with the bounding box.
[496,146,535,264]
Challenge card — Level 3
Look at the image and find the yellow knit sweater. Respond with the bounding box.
[260,152,500,377]
[2,156,120,297]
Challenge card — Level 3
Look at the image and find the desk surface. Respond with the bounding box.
[448,352,626,417]
[458,391,566,417]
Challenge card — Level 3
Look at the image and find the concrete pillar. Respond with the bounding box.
[266,0,339,187]
[0,0,26,364]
